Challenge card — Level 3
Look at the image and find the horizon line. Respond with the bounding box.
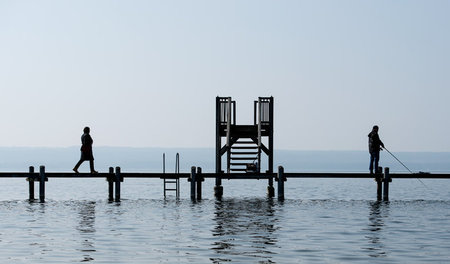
[0,146,449,153]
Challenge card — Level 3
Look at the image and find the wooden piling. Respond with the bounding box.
[376,167,383,201]
[383,167,390,201]
[277,166,285,200]
[268,176,275,198]
[196,167,203,200]
[267,175,275,198]
[108,167,114,201]
[376,178,382,201]
[28,166,35,201]
[214,171,223,198]
[39,166,45,203]
[190,166,196,200]
[115,167,121,202]
[214,185,223,198]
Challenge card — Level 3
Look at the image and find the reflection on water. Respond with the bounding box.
[2,197,450,263]
[210,198,279,263]
[364,201,390,258]
[76,201,96,262]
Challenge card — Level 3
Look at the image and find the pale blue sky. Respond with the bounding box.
[1,1,449,151]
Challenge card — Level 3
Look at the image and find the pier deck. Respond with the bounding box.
[1,168,450,203]
[1,172,447,179]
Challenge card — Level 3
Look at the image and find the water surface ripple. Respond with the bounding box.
[1,199,450,263]
[1,178,450,263]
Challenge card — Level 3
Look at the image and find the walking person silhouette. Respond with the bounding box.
[73,127,98,174]
[368,125,385,174]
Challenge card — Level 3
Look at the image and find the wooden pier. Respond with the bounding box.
[1,166,449,202]
[1,96,449,202]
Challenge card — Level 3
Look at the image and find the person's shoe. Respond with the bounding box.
[73,168,79,173]
[91,171,98,174]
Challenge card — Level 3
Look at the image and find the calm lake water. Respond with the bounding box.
[1,177,450,263]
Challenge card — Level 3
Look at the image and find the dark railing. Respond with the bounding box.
[218,97,236,125]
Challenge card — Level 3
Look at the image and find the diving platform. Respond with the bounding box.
[215,96,274,197]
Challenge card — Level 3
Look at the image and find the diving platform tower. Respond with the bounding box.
[215,96,274,197]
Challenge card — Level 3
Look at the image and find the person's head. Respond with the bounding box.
[83,127,90,134]
[372,125,379,132]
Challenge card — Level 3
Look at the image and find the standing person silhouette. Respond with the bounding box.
[73,127,98,174]
[368,125,385,174]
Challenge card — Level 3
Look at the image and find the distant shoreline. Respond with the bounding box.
[1,147,450,173]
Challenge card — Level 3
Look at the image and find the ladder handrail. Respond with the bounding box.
[163,152,180,198]
[163,153,166,197]
[175,153,180,198]
[175,153,179,174]
[163,153,166,174]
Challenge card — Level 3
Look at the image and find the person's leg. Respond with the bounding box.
[89,159,97,173]
[73,159,84,173]
[369,153,375,174]
[374,151,380,174]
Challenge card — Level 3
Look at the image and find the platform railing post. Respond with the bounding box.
[190,166,196,200]
[39,166,46,203]
[108,167,114,201]
[28,166,35,201]
[196,167,203,200]
[115,167,121,202]
[277,166,285,200]
[383,167,390,201]
[376,166,383,201]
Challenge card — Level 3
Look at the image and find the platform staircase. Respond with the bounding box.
[229,140,259,173]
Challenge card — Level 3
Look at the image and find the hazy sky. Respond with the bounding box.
[1,1,449,151]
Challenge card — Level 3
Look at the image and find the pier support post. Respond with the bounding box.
[196,167,203,200]
[277,166,285,200]
[39,166,46,203]
[214,186,223,198]
[376,166,383,201]
[267,173,275,198]
[214,172,223,199]
[383,167,391,201]
[115,167,121,202]
[108,167,114,201]
[28,166,35,201]
[190,166,196,200]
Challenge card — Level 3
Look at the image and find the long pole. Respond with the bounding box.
[383,147,413,173]
[384,147,427,187]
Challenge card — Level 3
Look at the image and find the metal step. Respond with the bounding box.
[230,157,257,160]
[235,141,256,144]
[230,163,251,166]
[231,146,258,149]
[230,168,247,172]
[231,152,258,155]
